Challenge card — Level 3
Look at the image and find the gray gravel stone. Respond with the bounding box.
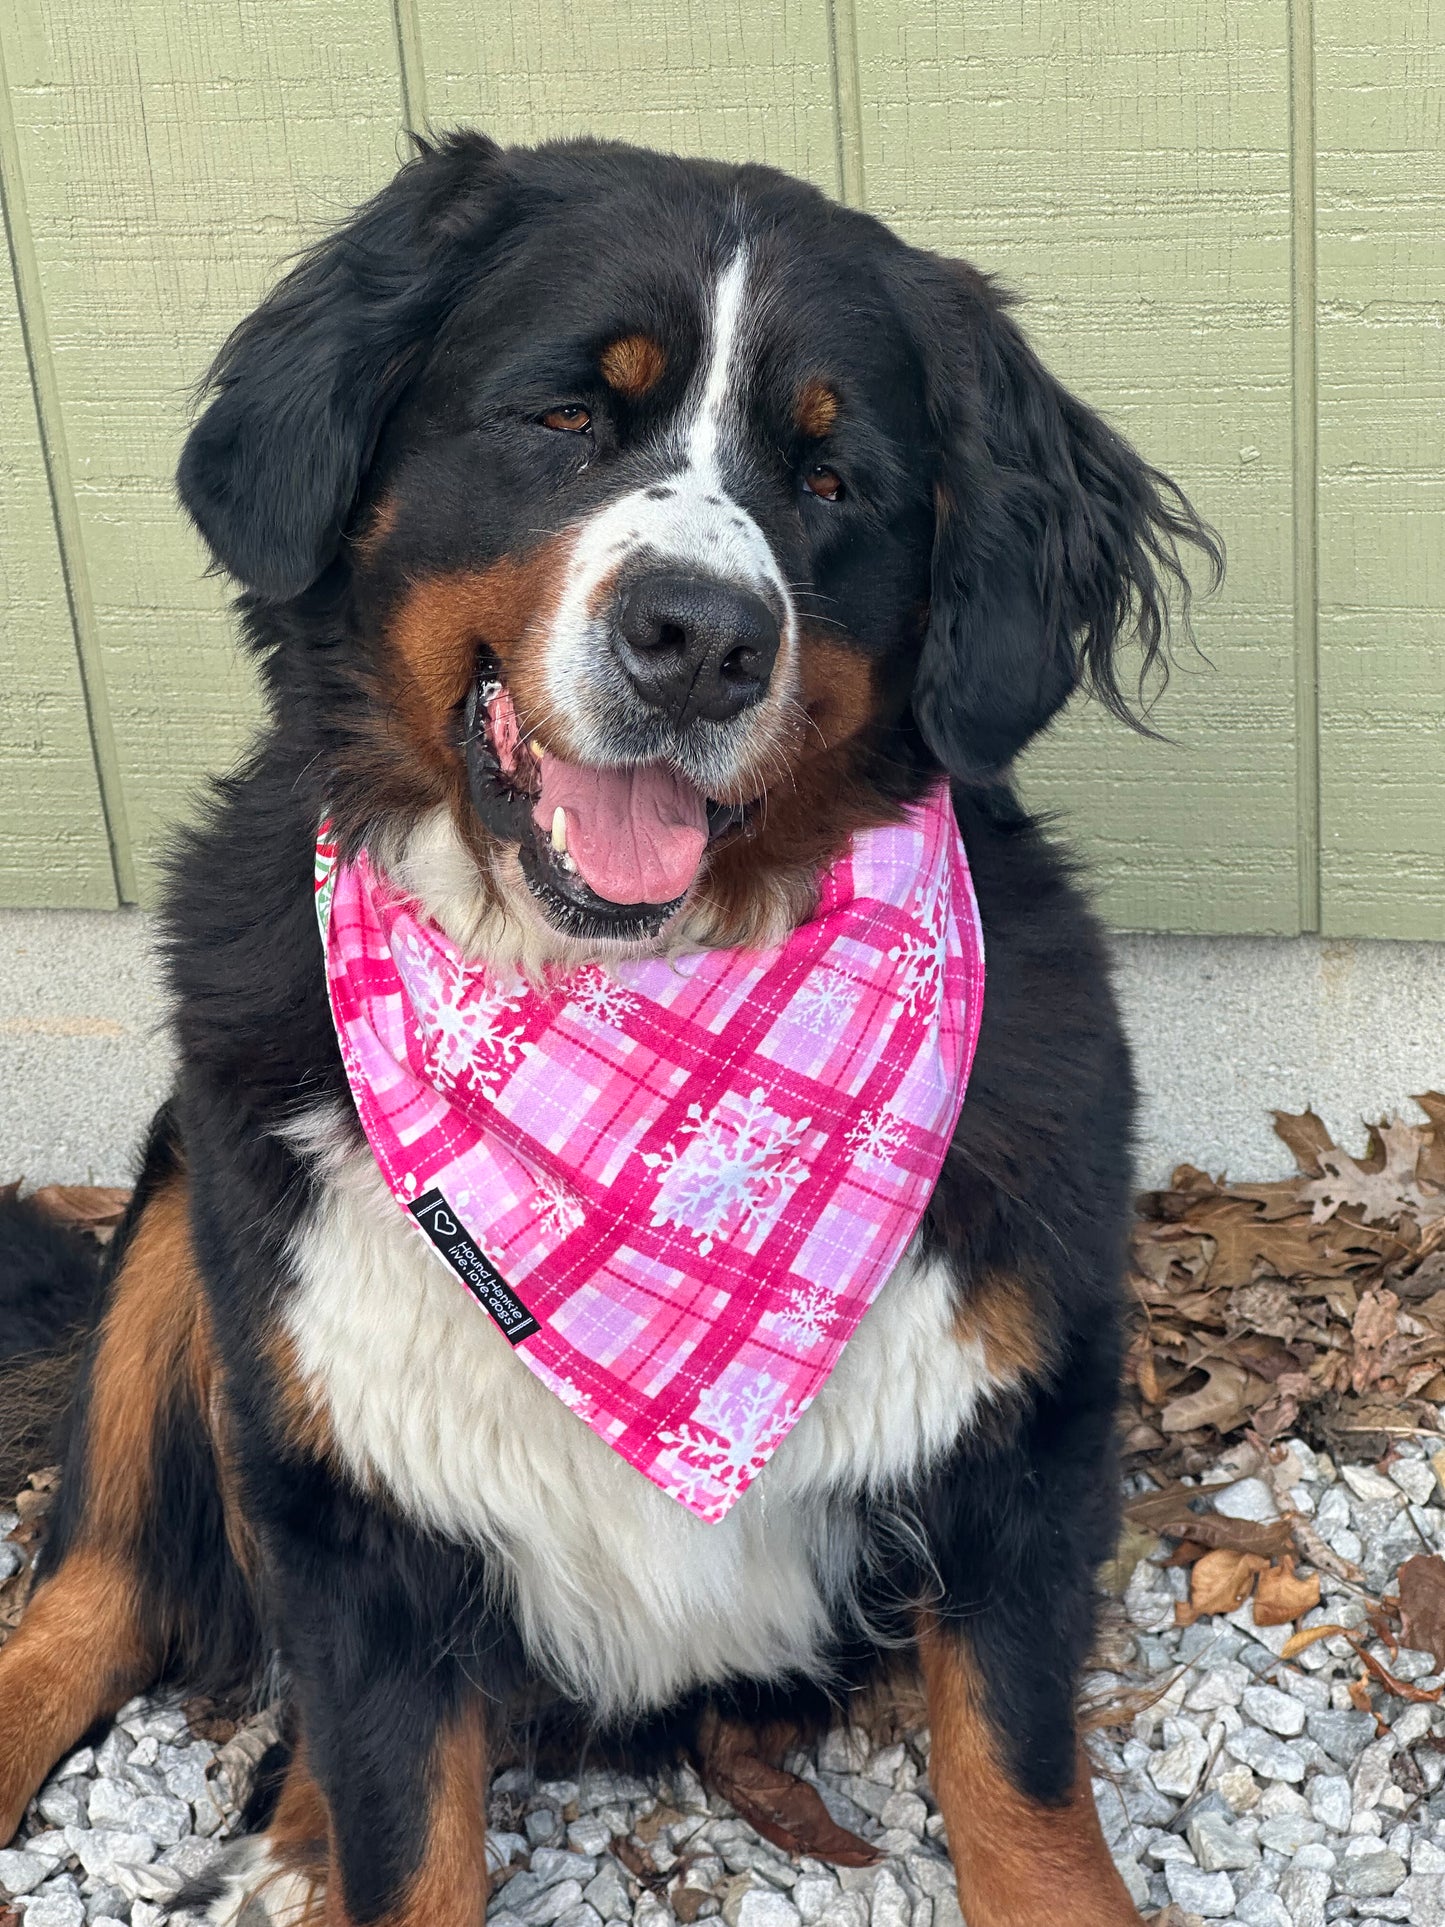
[1213,1477,1280,1522]
[865,1869,909,1927]
[1151,1731,1209,1798]
[0,1848,50,1896]
[64,1830,160,1881]
[1188,1810,1260,1872]
[1236,1895,1292,1927]
[1164,1860,1237,1917]
[1277,1864,1332,1927]
[1397,1872,1445,1924]
[35,1785,84,1830]
[518,1878,587,1926]
[1242,1684,1308,1738]
[582,1863,632,1921]
[1338,1849,1408,1898]
[1258,1813,1325,1853]
[552,1907,605,1927]
[1309,1774,1354,1833]
[735,1893,802,1927]
[1308,1709,1378,1766]
[21,1884,87,1927]
[1224,1727,1309,1782]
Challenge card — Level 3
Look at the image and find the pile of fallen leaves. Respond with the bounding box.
[1125,1095,1445,1474]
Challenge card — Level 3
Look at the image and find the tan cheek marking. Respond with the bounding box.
[917,1616,1140,1927]
[795,380,839,439]
[795,632,877,755]
[354,491,400,566]
[387,540,575,745]
[601,332,666,398]
[955,1269,1045,1384]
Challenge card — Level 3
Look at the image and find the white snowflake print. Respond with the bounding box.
[396,931,525,1093]
[775,1280,840,1350]
[887,882,949,1018]
[542,1371,595,1420]
[640,1086,811,1256]
[658,1375,801,1511]
[566,964,640,1031]
[530,1170,585,1241]
[845,1105,909,1164]
[791,966,860,1036]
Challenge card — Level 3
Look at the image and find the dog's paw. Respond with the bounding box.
[173,1836,318,1926]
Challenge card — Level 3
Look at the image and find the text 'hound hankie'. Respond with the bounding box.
[316,784,984,1522]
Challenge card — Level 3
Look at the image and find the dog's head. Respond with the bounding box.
[180,133,1220,955]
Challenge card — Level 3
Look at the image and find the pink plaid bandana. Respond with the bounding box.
[315,786,984,1522]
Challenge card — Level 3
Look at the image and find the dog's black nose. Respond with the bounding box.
[616,573,780,726]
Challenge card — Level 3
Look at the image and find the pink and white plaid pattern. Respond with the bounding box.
[316,785,985,1522]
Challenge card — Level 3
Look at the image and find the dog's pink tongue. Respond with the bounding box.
[535,758,708,906]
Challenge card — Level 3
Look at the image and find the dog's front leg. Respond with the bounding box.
[913,1320,1142,1927]
[249,1493,492,1927]
[270,1676,489,1927]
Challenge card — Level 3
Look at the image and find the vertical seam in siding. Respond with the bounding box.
[392,0,429,135]
[826,0,867,208]
[1289,0,1321,934]
[0,45,135,905]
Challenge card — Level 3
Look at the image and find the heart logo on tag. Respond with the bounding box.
[432,1210,457,1237]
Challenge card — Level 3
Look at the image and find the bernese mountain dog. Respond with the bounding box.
[0,133,1221,1927]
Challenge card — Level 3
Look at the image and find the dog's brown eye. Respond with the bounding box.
[805,465,844,502]
[541,404,592,433]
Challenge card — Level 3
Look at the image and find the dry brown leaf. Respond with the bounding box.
[1348,1677,1375,1714]
[27,1183,130,1234]
[1352,1638,1445,1705]
[1280,1623,1351,1660]
[1189,1549,1268,1616]
[1273,1109,1335,1177]
[1399,1554,1445,1671]
[1305,1118,1445,1229]
[1352,1288,1404,1395]
[700,1724,879,1868]
[1160,1360,1256,1435]
[1253,1559,1321,1628]
[1124,1483,1293,1559]
[1229,1281,1301,1341]
[1415,1093,1445,1189]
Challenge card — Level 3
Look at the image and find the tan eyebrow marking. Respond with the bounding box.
[795,379,839,438]
[600,333,667,398]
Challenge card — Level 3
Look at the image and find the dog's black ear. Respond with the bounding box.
[905,258,1223,780]
[178,132,508,601]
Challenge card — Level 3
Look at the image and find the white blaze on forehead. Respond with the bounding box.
[685,247,750,479]
[541,245,797,766]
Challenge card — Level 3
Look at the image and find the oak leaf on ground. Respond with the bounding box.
[1253,1559,1321,1627]
[1189,1549,1268,1616]
[1399,1554,1445,1672]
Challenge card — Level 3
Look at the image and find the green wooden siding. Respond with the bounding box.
[0,0,1438,936]
[1315,0,1445,938]
[0,105,117,908]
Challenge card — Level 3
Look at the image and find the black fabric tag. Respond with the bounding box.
[408,1187,540,1345]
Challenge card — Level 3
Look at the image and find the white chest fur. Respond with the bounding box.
[282,1117,1000,1716]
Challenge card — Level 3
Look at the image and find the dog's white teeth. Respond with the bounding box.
[551,807,568,854]
[559,853,577,875]
[529,740,545,762]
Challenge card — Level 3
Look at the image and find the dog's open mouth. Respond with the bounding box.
[462,654,749,941]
